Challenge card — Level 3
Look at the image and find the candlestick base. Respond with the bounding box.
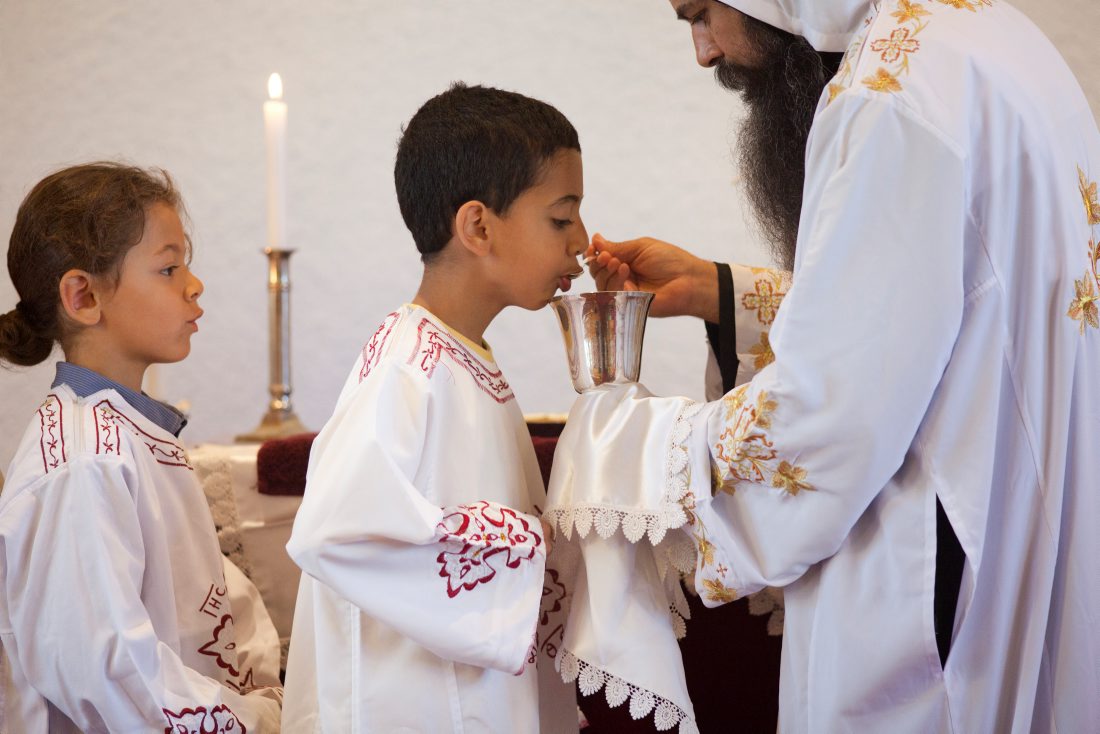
[235,406,309,443]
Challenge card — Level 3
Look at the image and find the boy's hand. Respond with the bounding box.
[540,517,555,556]
[585,233,719,322]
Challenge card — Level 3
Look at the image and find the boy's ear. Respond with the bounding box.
[58,269,103,327]
[454,200,492,257]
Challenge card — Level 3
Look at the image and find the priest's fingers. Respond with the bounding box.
[593,256,632,291]
[591,233,648,266]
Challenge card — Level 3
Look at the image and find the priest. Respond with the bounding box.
[547,1,1100,732]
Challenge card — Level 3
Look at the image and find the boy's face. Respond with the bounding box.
[96,203,204,371]
[487,149,588,310]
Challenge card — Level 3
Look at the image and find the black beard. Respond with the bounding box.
[716,17,843,271]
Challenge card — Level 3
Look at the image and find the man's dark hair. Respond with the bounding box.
[715,16,844,270]
[394,82,581,262]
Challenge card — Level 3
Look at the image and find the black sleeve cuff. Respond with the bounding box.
[704,262,738,393]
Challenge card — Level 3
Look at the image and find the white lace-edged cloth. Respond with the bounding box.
[561,650,700,734]
[546,387,707,733]
[545,393,703,547]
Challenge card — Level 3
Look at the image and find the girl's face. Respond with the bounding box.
[484,149,588,311]
[95,203,204,371]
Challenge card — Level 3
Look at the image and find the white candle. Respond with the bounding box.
[264,73,288,249]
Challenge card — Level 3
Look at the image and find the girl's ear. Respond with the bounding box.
[454,200,492,258]
[58,269,103,327]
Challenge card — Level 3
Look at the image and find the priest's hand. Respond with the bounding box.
[585,233,719,321]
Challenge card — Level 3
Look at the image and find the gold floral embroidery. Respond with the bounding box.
[681,490,727,597]
[712,386,814,498]
[1068,275,1099,333]
[824,9,877,106]
[741,271,788,326]
[1080,167,1100,226]
[771,461,813,496]
[698,537,716,566]
[870,27,921,64]
[686,387,813,604]
[864,0,993,96]
[702,578,738,604]
[892,0,932,23]
[863,67,904,93]
[748,331,775,371]
[1069,166,1100,333]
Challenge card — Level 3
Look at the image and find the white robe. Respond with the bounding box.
[549,2,1100,732]
[0,385,283,733]
[283,304,576,734]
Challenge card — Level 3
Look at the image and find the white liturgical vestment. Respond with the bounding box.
[548,1,1100,732]
[283,304,576,733]
[0,385,282,732]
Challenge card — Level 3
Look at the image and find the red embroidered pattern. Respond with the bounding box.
[409,319,515,403]
[228,668,255,694]
[163,704,245,733]
[93,399,192,469]
[531,568,567,664]
[436,500,542,597]
[359,311,401,383]
[197,613,241,679]
[37,394,66,474]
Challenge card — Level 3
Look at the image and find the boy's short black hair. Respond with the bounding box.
[395,82,581,262]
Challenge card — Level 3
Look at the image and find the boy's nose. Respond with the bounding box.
[569,219,590,257]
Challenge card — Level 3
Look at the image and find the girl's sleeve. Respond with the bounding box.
[286,362,546,675]
[0,457,282,732]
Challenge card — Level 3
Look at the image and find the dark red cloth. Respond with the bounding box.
[527,421,564,492]
[255,423,565,497]
[530,436,558,490]
[256,432,318,496]
[527,421,566,439]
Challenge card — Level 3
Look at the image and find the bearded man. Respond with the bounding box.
[547,1,1099,732]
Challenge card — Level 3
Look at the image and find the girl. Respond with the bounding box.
[0,162,282,732]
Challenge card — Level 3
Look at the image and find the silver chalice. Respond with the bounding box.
[549,291,655,393]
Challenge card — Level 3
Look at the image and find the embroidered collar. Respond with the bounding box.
[405,303,496,362]
[52,362,187,437]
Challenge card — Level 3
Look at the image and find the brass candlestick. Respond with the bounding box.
[236,247,308,442]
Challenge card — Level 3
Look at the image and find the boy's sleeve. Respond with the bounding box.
[286,361,546,675]
[0,458,282,732]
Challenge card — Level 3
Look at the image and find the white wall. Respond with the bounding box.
[1,1,1097,468]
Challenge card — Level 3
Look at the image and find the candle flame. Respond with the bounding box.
[267,73,283,100]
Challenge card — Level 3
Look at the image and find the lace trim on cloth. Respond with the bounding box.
[747,587,785,636]
[546,401,705,546]
[561,650,700,734]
